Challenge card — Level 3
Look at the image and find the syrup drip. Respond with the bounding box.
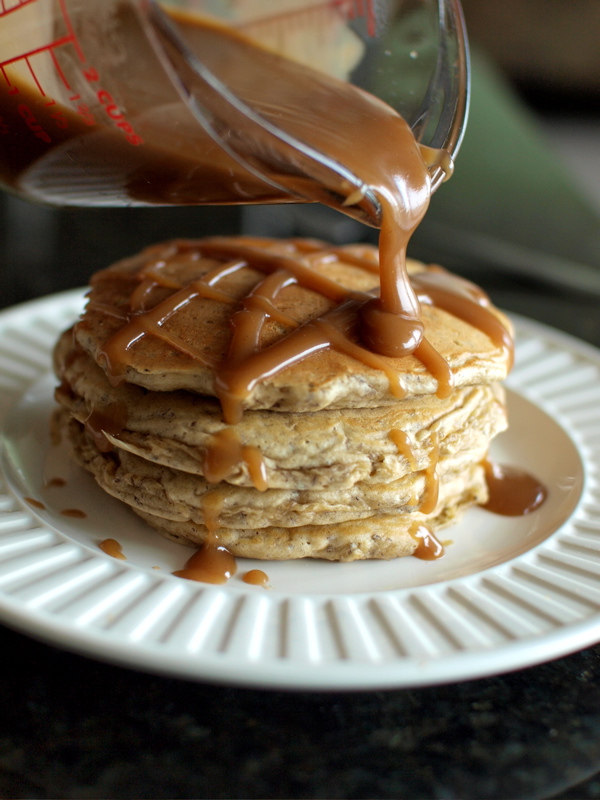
[203,428,268,491]
[409,523,445,560]
[84,402,129,453]
[172,541,237,585]
[172,492,238,584]
[45,477,66,488]
[389,429,418,470]
[99,538,127,560]
[242,569,270,588]
[414,270,514,369]
[61,508,87,519]
[202,491,225,532]
[25,497,45,510]
[413,339,454,400]
[419,432,440,515]
[481,459,547,516]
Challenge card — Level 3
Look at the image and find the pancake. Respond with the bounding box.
[54,330,507,491]
[72,237,513,416]
[132,497,478,561]
[53,236,514,562]
[56,411,487,561]
[55,407,489,528]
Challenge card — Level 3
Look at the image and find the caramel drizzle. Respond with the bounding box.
[45,477,66,488]
[217,296,407,422]
[84,402,129,453]
[414,269,514,368]
[98,277,230,379]
[481,458,546,516]
[413,339,454,400]
[61,508,87,519]
[389,429,418,471]
[91,239,512,425]
[130,260,185,311]
[228,270,299,362]
[419,431,440,515]
[172,492,238,584]
[25,497,45,510]
[243,569,270,588]
[97,249,252,381]
[99,538,127,560]
[203,428,268,491]
[409,522,445,560]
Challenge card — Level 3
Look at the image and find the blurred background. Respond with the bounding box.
[1,0,599,310]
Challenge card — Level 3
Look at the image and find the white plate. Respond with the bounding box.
[0,290,599,689]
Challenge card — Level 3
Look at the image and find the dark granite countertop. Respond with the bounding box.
[2,624,600,800]
[2,200,600,799]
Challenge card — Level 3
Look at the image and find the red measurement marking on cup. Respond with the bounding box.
[237,0,377,38]
[0,0,84,96]
[0,0,139,139]
[0,0,38,18]
[57,0,85,61]
[336,0,375,28]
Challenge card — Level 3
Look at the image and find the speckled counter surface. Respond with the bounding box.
[2,204,600,798]
[1,623,600,799]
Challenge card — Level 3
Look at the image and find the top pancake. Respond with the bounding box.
[73,236,513,413]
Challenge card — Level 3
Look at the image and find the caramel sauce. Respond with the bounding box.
[24,497,45,510]
[61,508,87,519]
[412,338,454,400]
[99,538,127,560]
[407,492,420,508]
[242,569,270,588]
[409,523,445,560]
[173,491,238,584]
[389,429,418,471]
[173,540,237,585]
[203,428,268,491]
[419,432,440,515]
[201,491,225,533]
[415,270,514,370]
[91,240,510,426]
[481,459,547,517]
[84,402,129,453]
[166,14,434,357]
[44,477,66,488]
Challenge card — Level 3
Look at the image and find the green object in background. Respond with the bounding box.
[410,49,600,294]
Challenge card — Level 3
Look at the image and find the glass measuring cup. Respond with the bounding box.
[0,0,469,225]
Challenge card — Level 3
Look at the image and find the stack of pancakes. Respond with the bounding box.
[53,237,512,561]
